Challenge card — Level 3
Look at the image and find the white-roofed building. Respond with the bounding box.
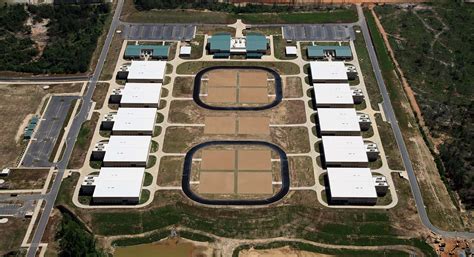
[91,167,145,204]
[179,46,192,57]
[102,135,152,167]
[317,108,361,136]
[109,108,157,136]
[310,61,348,83]
[321,136,368,167]
[285,46,297,56]
[127,61,166,83]
[111,83,162,108]
[327,167,377,205]
[313,83,354,108]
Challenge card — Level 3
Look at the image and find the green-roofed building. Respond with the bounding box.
[207,32,268,59]
[208,33,232,58]
[245,33,268,58]
[124,44,170,60]
[307,45,353,60]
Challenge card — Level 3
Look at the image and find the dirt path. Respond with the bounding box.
[103,226,428,257]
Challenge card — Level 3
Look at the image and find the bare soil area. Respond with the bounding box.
[239,246,334,257]
[2,168,49,190]
[0,84,82,168]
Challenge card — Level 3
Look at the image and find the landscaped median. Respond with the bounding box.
[176,61,300,75]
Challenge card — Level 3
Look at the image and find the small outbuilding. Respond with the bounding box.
[179,46,192,57]
[285,46,298,57]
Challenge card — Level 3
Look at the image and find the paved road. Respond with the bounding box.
[25,0,125,255]
[356,5,473,239]
[22,96,79,167]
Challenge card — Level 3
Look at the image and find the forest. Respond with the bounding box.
[134,0,338,12]
[375,3,473,209]
[0,3,110,74]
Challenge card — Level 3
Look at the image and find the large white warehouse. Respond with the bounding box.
[91,167,145,205]
[327,167,377,205]
[127,61,166,83]
[102,135,152,167]
[321,136,368,167]
[110,83,162,108]
[317,108,361,136]
[107,108,157,136]
[310,61,348,83]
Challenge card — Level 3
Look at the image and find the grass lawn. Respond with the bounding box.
[68,113,99,169]
[353,26,381,111]
[176,61,300,75]
[273,35,296,60]
[236,8,357,24]
[124,9,235,24]
[0,217,30,256]
[92,83,110,110]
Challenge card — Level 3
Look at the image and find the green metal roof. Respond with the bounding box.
[246,33,267,52]
[124,45,170,58]
[307,45,352,58]
[246,52,263,58]
[209,33,231,52]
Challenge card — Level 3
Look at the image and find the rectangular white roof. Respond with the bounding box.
[285,46,297,55]
[322,136,368,163]
[317,108,360,132]
[121,83,162,105]
[180,46,192,55]
[127,61,166,81]
[313,83,354,105]
[327,167,377,199]
[310,61,347,81]
[103,135,151,163]
[93,167,145,198]
[113,108,157,132]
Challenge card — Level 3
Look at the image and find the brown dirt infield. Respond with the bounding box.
[207,70,237,87]
[199,171,234,194]
[238,117,270,135]
[204,116,236,134]
[239,88,268,103]
[237,172,273,194]
[201,150,235,170]
[206,88,237,103]
[239,71,268,88]
[238,150,272,170]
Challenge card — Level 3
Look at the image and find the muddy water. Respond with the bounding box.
[114,239,195,257]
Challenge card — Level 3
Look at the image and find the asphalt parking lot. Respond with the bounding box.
[123,24,196,41]
[283,24,355,41]
[0,200,34,217]
[21,96,79,167]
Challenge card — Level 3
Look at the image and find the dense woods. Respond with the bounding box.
[375,3,473,209]
[56,213,105,257]
[134,0,332,12]
[0,3,110,74]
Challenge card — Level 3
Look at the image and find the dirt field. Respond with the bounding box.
[168,100,306,125]
[0,217,30,255]
[199,171,235,194]
[206,88,237,103]
[92,83,110,110]
[2,168,49,190]
[237,172,273,194]
[238,117,270,135]
[0,84,82,168]
[284,77,304,98]
[289,157,315,187]
[238,150,272,170]
[207,70,237,87]
[157,156,184,186]
[204,116,236,135]
[239,71,268,87]
[201,150,235,170]
[239,246,335,257]
[239,88,269,103]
